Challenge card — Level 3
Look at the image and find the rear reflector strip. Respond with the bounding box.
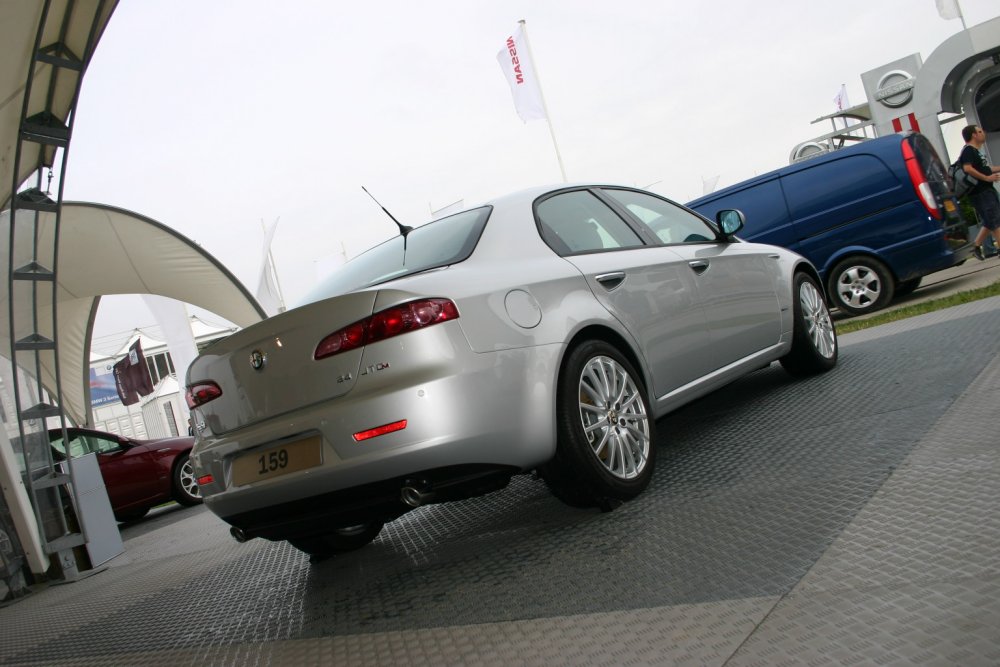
[353,419,407,441]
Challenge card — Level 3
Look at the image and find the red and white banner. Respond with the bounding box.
[497,24,546,122]
[891,113,921,134]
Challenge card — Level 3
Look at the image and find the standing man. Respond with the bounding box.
[960,124,1000,260]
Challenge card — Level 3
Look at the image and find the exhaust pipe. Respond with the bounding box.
[230,526,249,543]
[401,483,436,508]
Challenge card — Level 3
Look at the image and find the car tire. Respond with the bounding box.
[828,256,894,315]
[540,340,655,510]
[288,522,385,558]
[172,454,202,506]
[780,272,838,376]
[894,277,922,297]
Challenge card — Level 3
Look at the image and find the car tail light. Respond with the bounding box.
[314,298,459,360]
[197,474,214,486]
[902,140,941,220]
[353,419,407,441]
[186,381,222,408]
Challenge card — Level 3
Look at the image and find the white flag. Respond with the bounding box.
[140,295,198,397]
[702,175,720,195]
[833,84,849,111]
[255,219,285,316]
[935,0,961,20]
[497,24,546,122]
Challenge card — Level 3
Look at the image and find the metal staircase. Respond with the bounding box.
[5,0,113,585]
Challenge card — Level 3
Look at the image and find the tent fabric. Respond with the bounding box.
[0,202,265,427]
[0,0,119,210]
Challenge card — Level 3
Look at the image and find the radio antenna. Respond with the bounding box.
[362,186,412,238]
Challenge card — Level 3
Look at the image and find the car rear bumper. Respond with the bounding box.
[191,344,562,531]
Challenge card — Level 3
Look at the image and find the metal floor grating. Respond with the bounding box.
[2,297,999,666]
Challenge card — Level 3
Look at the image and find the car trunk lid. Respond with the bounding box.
[187,291,378,435]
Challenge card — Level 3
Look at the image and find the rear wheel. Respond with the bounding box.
[780,272,838,376]
[540,340,655,509]
[172,454,202,506]
[288,522,385,559]
[828,256,894,315]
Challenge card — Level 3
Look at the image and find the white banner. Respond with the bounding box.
[255,218,284,316]
[497,24,546,122]
[140,294,198,397]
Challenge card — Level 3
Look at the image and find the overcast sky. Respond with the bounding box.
[66,0,998,344]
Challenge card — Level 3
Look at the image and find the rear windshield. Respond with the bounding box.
[300,206,491,304]
[908,133,949,195]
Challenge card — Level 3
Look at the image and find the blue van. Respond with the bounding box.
[688,133,972,315]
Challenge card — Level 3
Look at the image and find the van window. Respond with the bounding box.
[600,188,715,244]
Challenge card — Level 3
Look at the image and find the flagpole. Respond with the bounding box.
[517,19,568,182]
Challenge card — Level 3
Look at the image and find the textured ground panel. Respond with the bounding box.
[1,297,998,666]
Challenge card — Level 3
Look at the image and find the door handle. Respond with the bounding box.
[688,260,709,275]
[595,271,626,290]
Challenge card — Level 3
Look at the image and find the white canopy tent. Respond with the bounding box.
[0,202,265,427]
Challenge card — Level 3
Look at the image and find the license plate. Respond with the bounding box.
[231,436,323,486]
[944,199,957,213]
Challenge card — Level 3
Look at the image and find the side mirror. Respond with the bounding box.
[716,209,745,238]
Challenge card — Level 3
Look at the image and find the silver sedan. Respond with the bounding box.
[185,184,837,559]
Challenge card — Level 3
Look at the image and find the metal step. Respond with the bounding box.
[21,111,69,147]
[20,403,62,420]
[43,533,86,554]
[33,472,71,490]
[36,42,83,71]
[13,187,58,212]
[14,334,56,351]
[13,261,55,282]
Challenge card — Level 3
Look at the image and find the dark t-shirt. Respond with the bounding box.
[959,144,992,196]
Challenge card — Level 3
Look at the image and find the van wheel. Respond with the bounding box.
[828,256,894,316]
[780,272,838,376]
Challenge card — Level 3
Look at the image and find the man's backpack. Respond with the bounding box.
[949,160,978,198]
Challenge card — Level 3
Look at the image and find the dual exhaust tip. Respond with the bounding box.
[229,482,435,543]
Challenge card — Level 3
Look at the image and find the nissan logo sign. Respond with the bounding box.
[874,69,915,108]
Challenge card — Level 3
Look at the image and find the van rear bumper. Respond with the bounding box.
[881,231,973,283]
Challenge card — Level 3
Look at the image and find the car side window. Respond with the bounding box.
[536,190,645,255]
[602,188,716,245]
[90,435,123,454]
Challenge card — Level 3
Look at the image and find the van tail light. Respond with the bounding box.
[186,381,222,408]
[314,298,460,360]
[902,140,941,220]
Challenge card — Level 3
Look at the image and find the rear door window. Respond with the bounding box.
[536,190,645,255]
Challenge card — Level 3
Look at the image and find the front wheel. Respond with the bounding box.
[289,522,384,559]
[780,272,838,376]
[172,454,202,506]
[539,340,655,509]
[828,256,894,315]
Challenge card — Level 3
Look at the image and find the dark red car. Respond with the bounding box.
[50,427,201,522]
